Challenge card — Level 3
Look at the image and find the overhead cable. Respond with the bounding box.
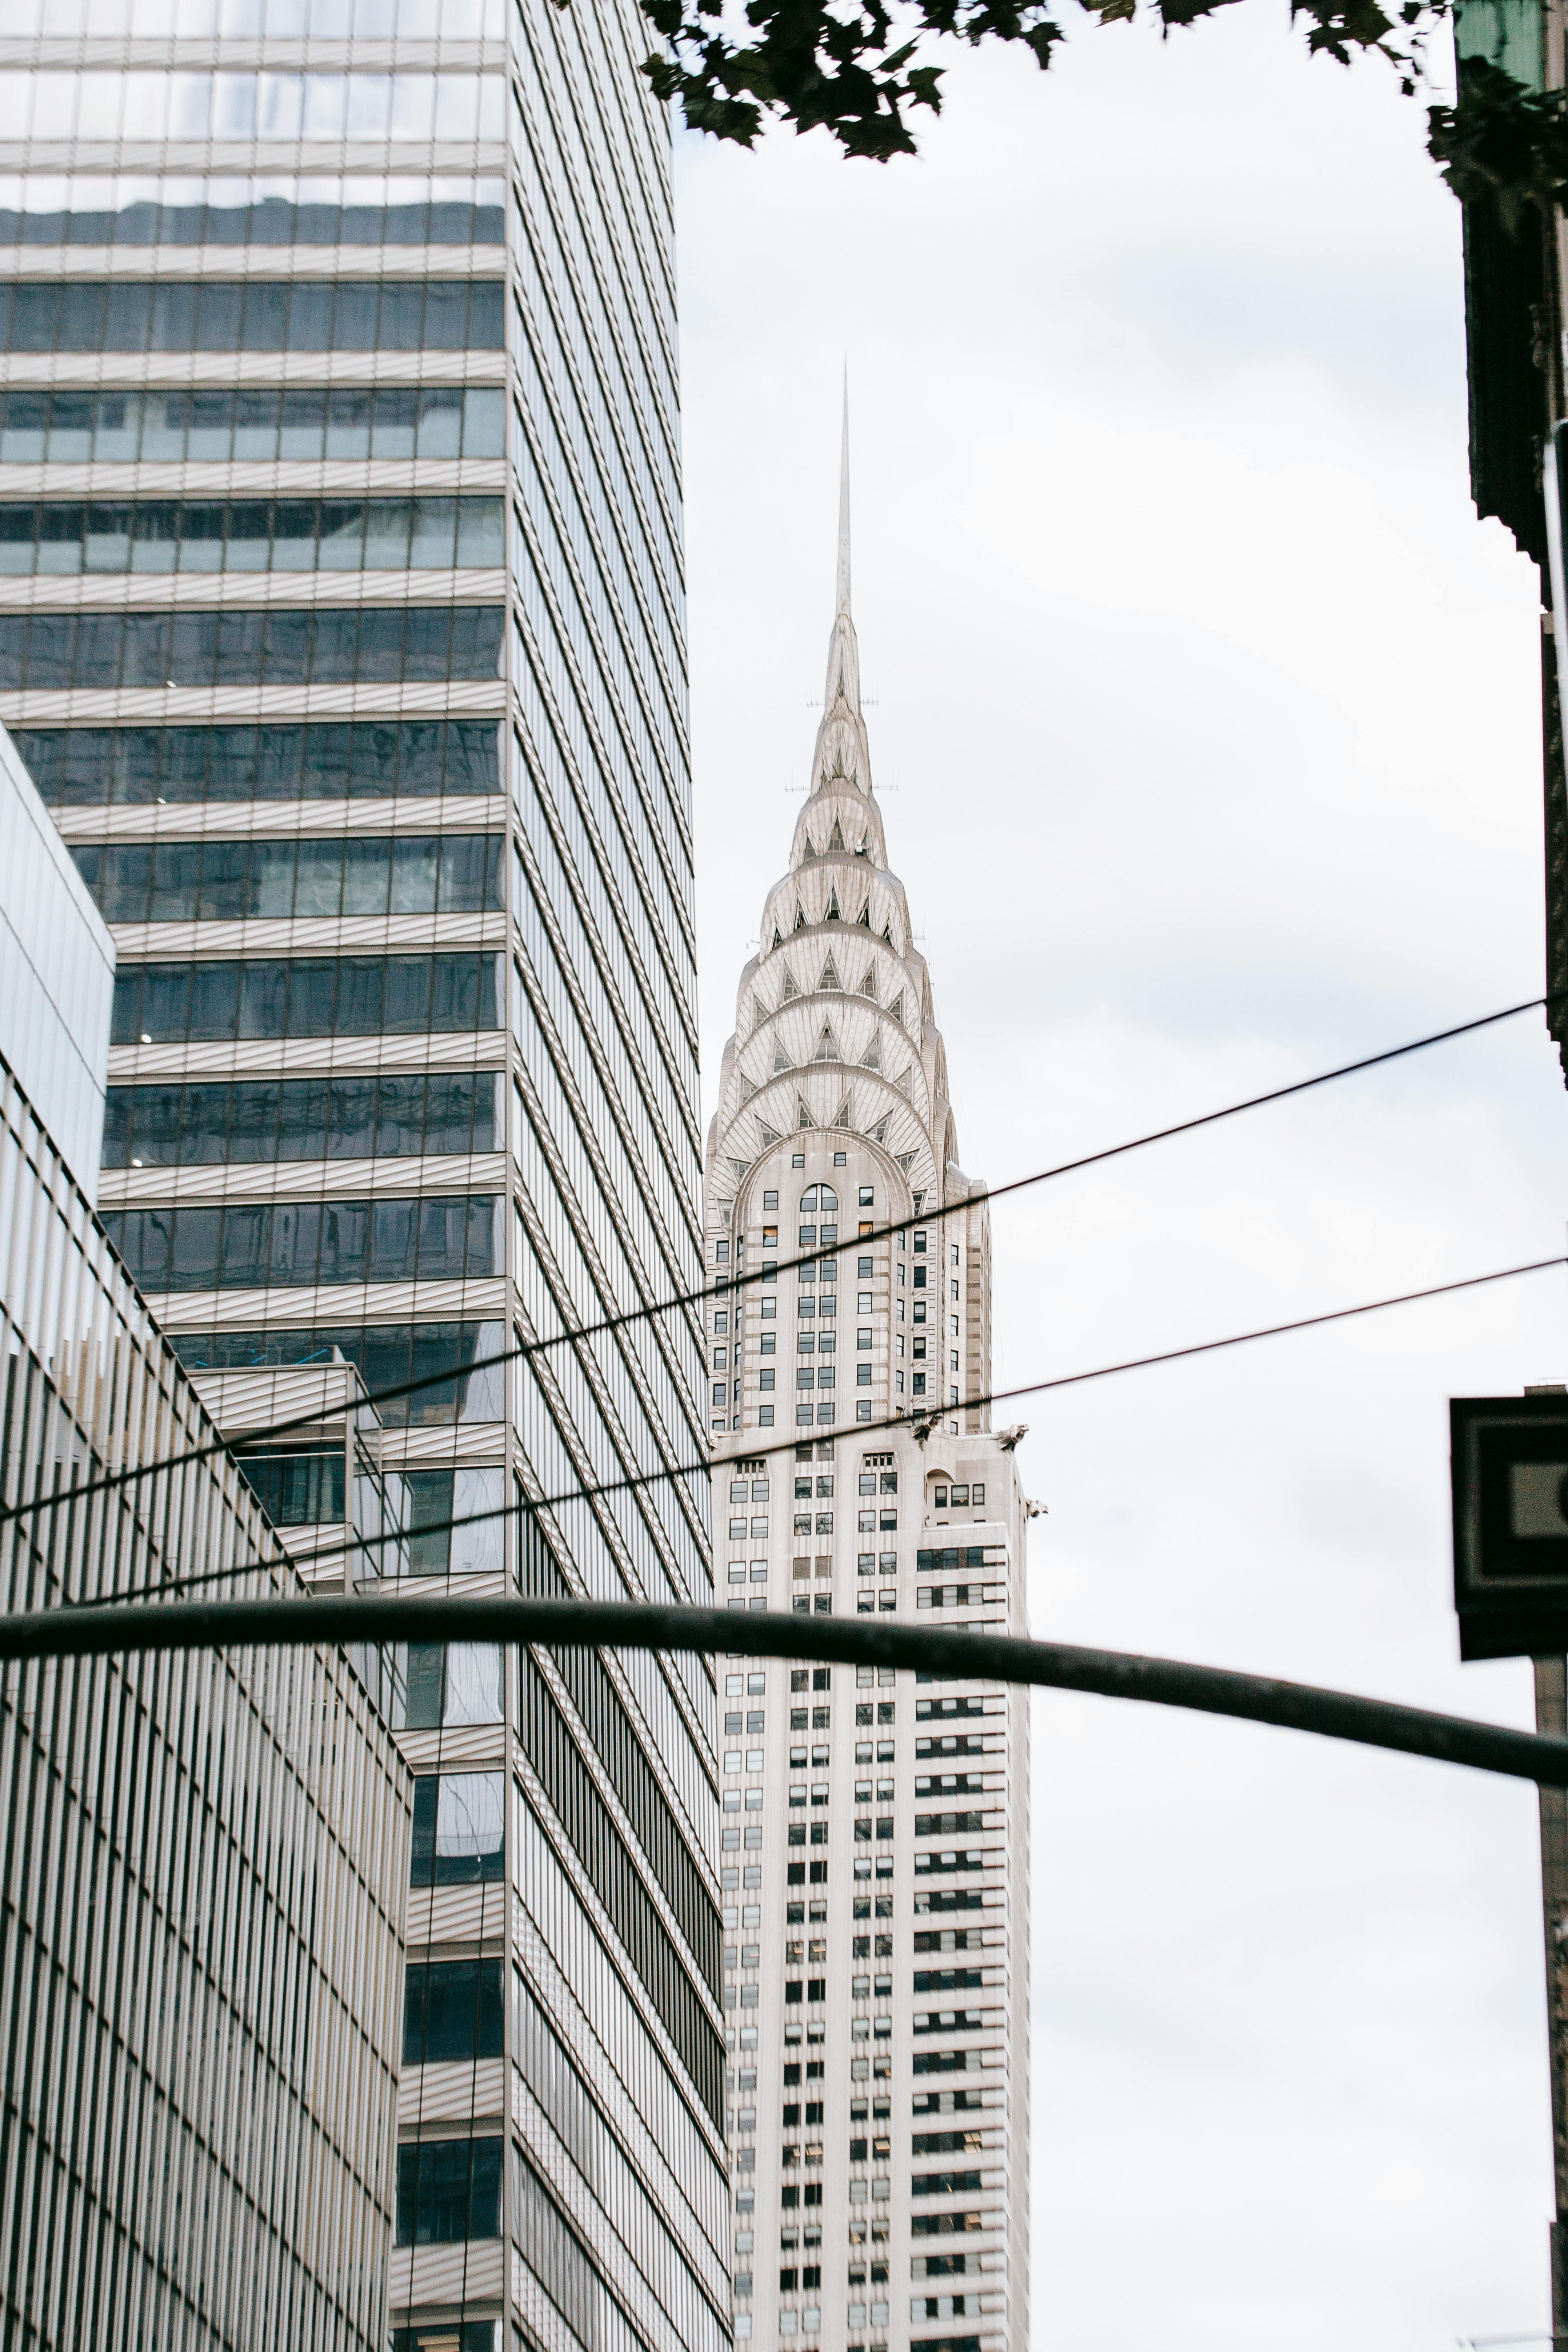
[72,1250,1568,1607]
[4,988,1555,1532]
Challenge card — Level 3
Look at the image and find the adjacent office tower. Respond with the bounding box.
[0,7,726,2350]
[702,434,1031,2352]
[0,717,412,2347]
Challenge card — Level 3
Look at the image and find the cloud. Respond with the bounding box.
[676,15,1562,2345]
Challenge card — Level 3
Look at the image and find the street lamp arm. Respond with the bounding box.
[3,1595,1564,1790]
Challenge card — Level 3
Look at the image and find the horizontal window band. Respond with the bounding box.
[166,1312,506,1426]
[0,565,508,612]
[0,494,505,579]
[73,829,505,926]
[0,381,506,470]
[0,599,505,691]
[0,170,506,255]
[104,1067,502,1171]
[103,1191,502,1294]
[0,276,504,356]
[31,715,501,810]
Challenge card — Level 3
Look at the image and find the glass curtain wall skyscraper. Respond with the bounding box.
[0,5,726,2350]
[0,713,412,2350]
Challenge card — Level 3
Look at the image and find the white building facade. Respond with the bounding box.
[702,441,1030,2352]
[0,8,726,2351]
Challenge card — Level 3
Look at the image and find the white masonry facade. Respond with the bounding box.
[702,428,1030,2352]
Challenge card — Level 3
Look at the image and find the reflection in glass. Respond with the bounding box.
[410,1771,504,1884]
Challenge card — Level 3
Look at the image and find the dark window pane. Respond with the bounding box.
[376,284,423,349]
[101,1091,131,1167]
[149,283,201,350]
[191,962,241,1038]
[9,288,58,352]
[368,1196,416,1283]
[283,959,340,1036]
[423,1074,483,1156]
[401,1641,447,1729]
[340,835,391,916]
[215,609,271,684]
[197,726,256,800]
[329,1076,380,1159]
[301,722,354,797]
[402,1960,504,2067]
[226,1080,284,1163]
[165,1319,503,1424]
[448,604,504,678]
[327,282,378,348]
[384,956,432,1032]
[468,282,504,347]
[191,838,249,922]
[388,834,439,914]
[396,2138,502,2245]
[239,1450,345,1525]
[409,1772,505,1885]
[212,1205,265,1290]
[352,607,405,682]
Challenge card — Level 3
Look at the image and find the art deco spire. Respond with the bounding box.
[704,413,978,1234]
[837,372,851,617]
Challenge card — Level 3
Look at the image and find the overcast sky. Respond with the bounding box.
[673,16,1565,2347]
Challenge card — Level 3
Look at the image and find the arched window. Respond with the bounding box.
[799,1186,838,1213]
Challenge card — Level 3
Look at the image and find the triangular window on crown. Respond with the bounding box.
[897,1150,917,1168]
[829,819,847,851]
[820,953,842,990]
[826,887,842,921]
[794,904,807,931]
[759,1123,780,1145]
[833,1098,852,1129]
[882,920,895,945]
[888,991,904,1026]
[797,1099,815,1129]
[799,832,818,862]
[895,1065,913,1099]
[771,926,783,948]
[812,1024,840,1062]
[873,1117,889,1143]
[857,901,871,926]
[859,967,878,997]
[773,1042,793,1073]
[739,1073,757,1102]
[780,970,800,1000]
[859,1035,881,1070]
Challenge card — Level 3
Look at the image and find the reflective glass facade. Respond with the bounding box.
[1,1,723,2343]
[0,1046,410,2347]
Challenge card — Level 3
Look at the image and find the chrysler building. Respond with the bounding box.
[702,414,1030,2352]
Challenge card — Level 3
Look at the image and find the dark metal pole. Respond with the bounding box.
[7,1594,1568,1785]
[1535,1657,1568,2344]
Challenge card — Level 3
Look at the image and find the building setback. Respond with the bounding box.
[0,6,726,2349]
[702,426,1030,2352]
[0,717,411,2348]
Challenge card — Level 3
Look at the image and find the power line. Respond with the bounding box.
[74,1249,1568,1606]
[3,989,1553,1533]
[2,1595,1567,1789]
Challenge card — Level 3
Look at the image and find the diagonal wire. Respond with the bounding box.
[73,1249,1567,1606]
[6,989,1557,1533]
